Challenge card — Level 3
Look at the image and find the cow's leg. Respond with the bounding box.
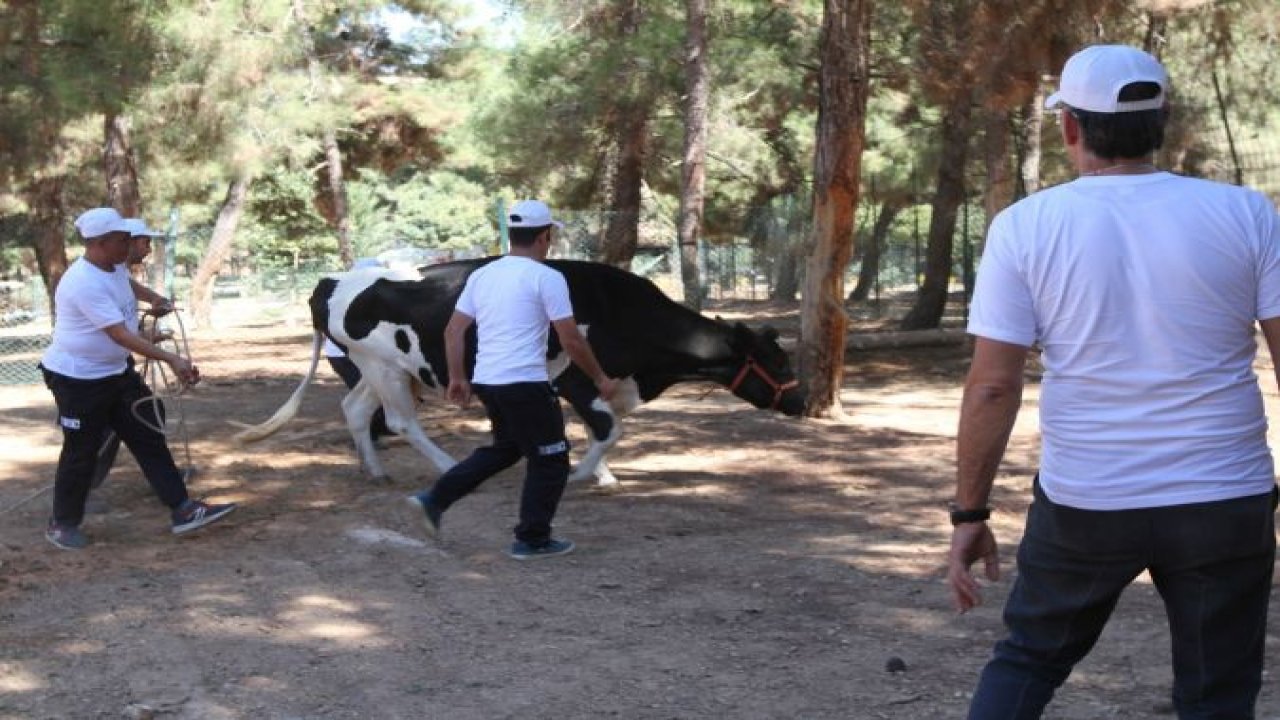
[557,372,635,486]
[360,365,456,477]
[341,379,390,481]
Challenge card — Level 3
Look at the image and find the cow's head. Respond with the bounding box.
[725,322,806,416]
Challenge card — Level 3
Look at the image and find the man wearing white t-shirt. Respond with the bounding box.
[406,200,618,560]
[39,208,236,550]
[947,46,1280,718]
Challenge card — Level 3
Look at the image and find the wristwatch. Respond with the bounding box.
[949,503,991,526]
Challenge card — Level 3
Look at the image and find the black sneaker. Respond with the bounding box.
[171,499,236,535]
[404,493,442,539]
[45,521,88,550]
[509,538,575,561]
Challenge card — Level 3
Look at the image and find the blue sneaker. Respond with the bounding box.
[45,521,88,550]
[171,499,236,535]
[509,538,575,561]
[404,493,442,539]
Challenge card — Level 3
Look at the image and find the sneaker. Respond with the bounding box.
[46,521,88,550]
[404,493,442,539]
[171,499,237,535]
[509,538,575,561]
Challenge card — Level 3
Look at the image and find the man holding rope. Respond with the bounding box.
[39,207,235,550]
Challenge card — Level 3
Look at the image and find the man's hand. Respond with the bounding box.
[446,378,471,408]
[168,356,200,388]
[148,297,175,317]
[947,521,1000,613]
[596,376,621,403]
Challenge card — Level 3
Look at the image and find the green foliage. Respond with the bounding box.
[347,170,496,255]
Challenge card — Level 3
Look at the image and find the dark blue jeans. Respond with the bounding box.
[427,382,570,546]
[969,480,1276,720]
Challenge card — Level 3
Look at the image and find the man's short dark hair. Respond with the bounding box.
[509,225,551,247]
[1071,81,1167,159]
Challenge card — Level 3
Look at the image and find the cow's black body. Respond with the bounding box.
[288,258,804,483]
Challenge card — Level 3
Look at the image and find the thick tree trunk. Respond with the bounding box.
[324,129,354,267]
[600,114,646,268]
[104,113,140,216]
[799,0,871,418]
[189,177,252,327]
[28,176,69,316]
[600,0,645,269]
[104,112,152,283]
[677,0,709,311]
[849,199,904,302]
[900,101,971,331]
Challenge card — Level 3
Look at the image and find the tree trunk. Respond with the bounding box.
[1017,87,1044,198]
[900,100,971,331]
[324,128,354,267]
[677,0,709,312]
[600,113,646,268]
[982,108,1014,234]
[104,113,140,216]
[189,177,252,327]
[849,199,903,302]
[799,0,871,418]
[28,176,69,315]
[600,0,645,269]
[292,0,352,267]
[772,244,801,301]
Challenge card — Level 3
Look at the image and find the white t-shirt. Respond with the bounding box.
[455,256,573,385]
[42,258,138,379]
[970,172,1280,510]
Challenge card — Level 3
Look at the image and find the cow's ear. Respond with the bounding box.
[762,326,779,343]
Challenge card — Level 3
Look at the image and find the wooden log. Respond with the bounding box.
[778,328,969,352]
[845,328,968,350]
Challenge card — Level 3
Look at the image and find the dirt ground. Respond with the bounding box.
[4,302,1280,720]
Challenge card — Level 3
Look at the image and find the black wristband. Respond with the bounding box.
[949,505,991,526]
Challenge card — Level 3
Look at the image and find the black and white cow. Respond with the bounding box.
[235,258,806,485]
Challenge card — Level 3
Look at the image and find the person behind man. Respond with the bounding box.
[405,200,619,560]
[947,45,1280,718]
[40,208,236,550]
[324,257,394,443]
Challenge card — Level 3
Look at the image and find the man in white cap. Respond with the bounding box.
[39,207,236,550]
[946,45,1280,717]
[405,200,619,560]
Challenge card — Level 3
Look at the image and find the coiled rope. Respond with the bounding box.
[133,309,195,466]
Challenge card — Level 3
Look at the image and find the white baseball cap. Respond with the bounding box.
[508,200,563,229]
[74,208,131,240]
[122,219,164,237]
[1045,45,1168,113]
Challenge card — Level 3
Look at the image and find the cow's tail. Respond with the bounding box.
[231,330,324,443]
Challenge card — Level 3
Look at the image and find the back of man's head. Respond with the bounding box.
[1045,45,1170,159]
[506,199,562,248]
